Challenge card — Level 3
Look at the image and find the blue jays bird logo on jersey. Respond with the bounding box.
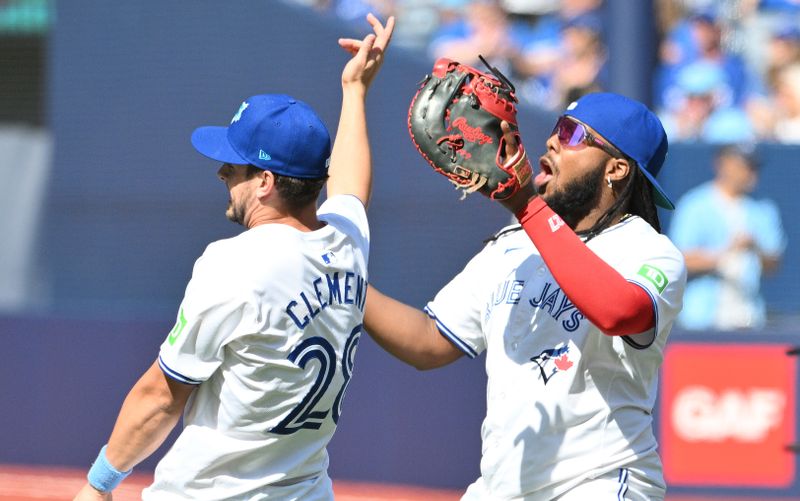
[530,342,577,385]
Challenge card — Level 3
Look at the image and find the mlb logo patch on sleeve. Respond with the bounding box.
[638,264,668,293]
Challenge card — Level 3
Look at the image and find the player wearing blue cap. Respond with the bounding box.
[365,92,687,500]
[74,14,394,501]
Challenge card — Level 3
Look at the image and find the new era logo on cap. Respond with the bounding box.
[190,94,332,179]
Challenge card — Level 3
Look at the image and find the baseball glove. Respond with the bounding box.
[408,56,531,200]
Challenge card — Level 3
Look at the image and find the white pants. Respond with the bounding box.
[555,468,664,501]
[142,470,333,500]
[462,467,664,501]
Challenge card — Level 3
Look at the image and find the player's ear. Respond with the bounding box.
[606,156,630,184]
[255,170,275,198]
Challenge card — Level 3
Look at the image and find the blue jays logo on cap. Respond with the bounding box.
[231,101,249,123]
[564,92,674,209]
[190,94,332,179]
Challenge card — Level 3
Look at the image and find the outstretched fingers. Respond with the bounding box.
[338,13,394,89]
[355,33,376,65]
[340,14,394,57]
[367,12,395,52]
[338,38,363,55]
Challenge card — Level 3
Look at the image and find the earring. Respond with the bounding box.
[607,176,613,189]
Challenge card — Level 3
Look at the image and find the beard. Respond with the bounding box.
[225,198,247,226]
[541,165,605,229]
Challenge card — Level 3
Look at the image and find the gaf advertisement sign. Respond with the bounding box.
[660,343,796,487]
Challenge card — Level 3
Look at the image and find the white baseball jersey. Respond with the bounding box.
[143,194,369,500]
[426,216,686,501]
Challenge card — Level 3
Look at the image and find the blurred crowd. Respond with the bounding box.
[656,0,800,144]
[290,0,800,144]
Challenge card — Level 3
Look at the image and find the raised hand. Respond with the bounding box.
[326,13,395,206]
[338,13,395,93]
[499,120,537,214]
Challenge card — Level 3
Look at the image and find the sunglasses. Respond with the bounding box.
[551,116,624,159]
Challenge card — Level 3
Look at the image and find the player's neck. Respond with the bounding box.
[246,203,323,232]
[571,191,621,233]
[572,207,608,233]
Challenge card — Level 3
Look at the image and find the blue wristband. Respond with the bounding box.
[87,445,132,492]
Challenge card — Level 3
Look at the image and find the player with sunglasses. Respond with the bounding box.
[364,92,687,500]
[552,115,624,157]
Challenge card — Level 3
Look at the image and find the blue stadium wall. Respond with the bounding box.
[1,0,799,494]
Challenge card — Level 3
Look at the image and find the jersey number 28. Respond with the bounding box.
[269,325,361,435]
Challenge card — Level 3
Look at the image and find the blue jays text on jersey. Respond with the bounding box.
[285,270,367,329]
[492,279,586,332]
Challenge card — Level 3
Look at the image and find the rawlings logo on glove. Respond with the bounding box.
[408,56,532,200]
[451,117,493,145]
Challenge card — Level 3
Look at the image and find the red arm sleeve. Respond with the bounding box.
[515,197,654,336]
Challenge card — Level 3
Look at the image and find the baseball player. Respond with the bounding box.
[365,93,687,500]
[73,14,394,501]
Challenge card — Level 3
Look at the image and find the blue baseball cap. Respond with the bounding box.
[563,12,604,35]
[690,7,717,24]
[564,92,674,210]
[191,94,331,178]
[775,24,800,41]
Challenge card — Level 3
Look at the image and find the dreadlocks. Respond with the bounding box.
[577,161,661,241]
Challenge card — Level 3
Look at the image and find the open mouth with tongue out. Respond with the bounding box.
[535,156,554,193]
